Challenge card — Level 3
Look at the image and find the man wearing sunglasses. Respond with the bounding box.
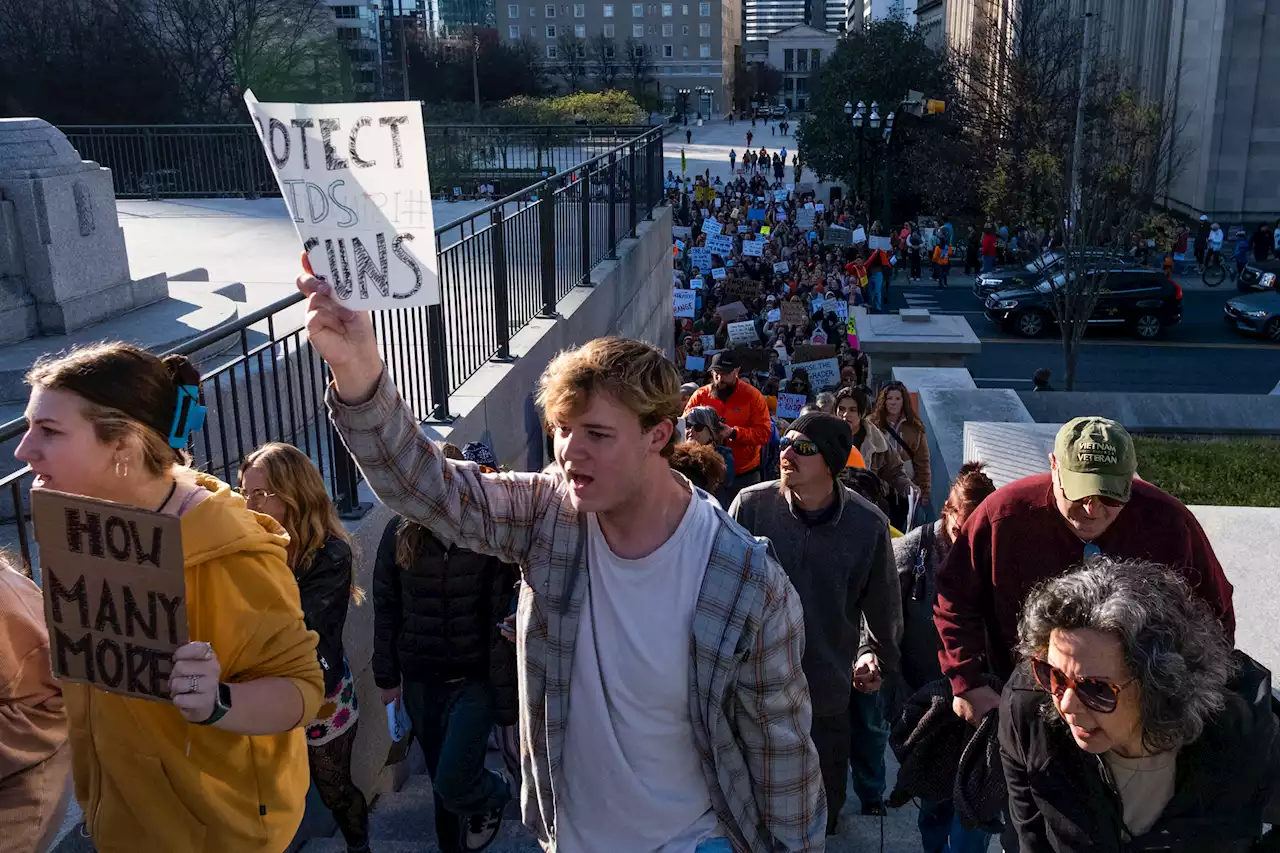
[731,412,902,835]
[935,416,1235,728]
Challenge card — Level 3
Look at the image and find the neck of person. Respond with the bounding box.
[789,477,836,511]
[106,468,179,514]
[597,460,693,560]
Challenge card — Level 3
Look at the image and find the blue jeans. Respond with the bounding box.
[982,254,996,273]
[918,798,992,853]
[848,688,888,806]
[869,270,885,311]
[696,839,734,853]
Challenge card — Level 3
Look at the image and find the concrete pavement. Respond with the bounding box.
[663,116,811,187]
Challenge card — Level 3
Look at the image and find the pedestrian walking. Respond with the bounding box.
[793,153,801,184]
[1195,214,1210,270]
[731,412,902,836]
[729,148,736,172]
[684,351,774,500]
[298,303,829,852]
[932,239,953,288]
[963,226,980,275]
[907,224,923,280]
[871,380,931,517]
[746,130,753,147]
[686,128,692,145]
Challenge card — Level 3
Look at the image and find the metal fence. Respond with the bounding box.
[59,123,653,200]
[0,125,664,570]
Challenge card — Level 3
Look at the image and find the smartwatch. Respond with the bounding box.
[197,682,233,726]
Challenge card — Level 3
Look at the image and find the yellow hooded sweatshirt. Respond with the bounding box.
[64,474,325,853]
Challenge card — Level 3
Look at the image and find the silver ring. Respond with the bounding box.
[201,643,214,661]
[188,675,200,695]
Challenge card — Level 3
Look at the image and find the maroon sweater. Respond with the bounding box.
[934,473,1235,696]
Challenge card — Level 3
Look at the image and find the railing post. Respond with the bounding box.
[491,205,512,359]
[330,428,370,519]
[627,142,637,238]
[427,303,451,420]
[645,132,659,219]
[143,128,159,201]
[580,169,592,286]
[607,153,618,259]
[538,181,557,317]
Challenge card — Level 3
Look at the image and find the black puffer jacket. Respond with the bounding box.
[372,518,519,713]
[296,536,355,696]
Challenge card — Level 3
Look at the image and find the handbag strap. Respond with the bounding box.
[883,422,915,462]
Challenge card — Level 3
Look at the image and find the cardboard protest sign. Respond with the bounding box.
[674,239,687,251]
[869,235,892,251]
[727,321,759,345]
[774,189,788,202]
[244,92,439,308]
[826,225,852,246]
[766,308,781,322]
[761,226,772,236]
[673,225,692,241]
[702,219,722,236]
[706,235,734,256]
[815,203,825,213]
[701,334,716,351]
[773,261,789,275]
[712,266,728,280]
[810,331,828,345]
[780,301,809,326]
[776,392,805,420]
[32,490,189,701]
[690,247,712,271]
[686,355,706,371]
[716,301,750,322]
[742,239,765,257]
[799,182,815,194]
[810,297,826,315]
[791,357,841,391]
[733,346,770,373]
[690,278,704,289]
[834,300,849,321]
[852,226,868,244]
[726,279,762,299]
[847,302,859,348]
[794,343,837,363]
[673,288,696,318]
[747,207,766,221]
[796,209,816,229]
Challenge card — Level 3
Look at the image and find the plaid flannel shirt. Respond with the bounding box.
[328,372,826,852]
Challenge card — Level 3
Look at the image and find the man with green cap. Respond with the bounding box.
[934,416,1235,728]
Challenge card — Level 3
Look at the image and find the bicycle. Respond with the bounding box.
[1202,250,1228,288]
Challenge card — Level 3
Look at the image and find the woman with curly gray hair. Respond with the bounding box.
[999,557,1279,852]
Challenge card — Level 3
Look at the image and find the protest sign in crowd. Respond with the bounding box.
[1,109,1277,853]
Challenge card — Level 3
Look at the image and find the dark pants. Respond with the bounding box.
[308,723,370,849]
[909,252,922,279]
[810,712,851,835]
[402,679,511,853]
[848,689,888,807]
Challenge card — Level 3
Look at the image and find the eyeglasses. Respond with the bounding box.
[1030,655,1135,714]
[236,487,276,504]
[779,436,821,456]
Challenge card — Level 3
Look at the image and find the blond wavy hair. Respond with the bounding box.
[240,442,363,603]
[536,337,683,458]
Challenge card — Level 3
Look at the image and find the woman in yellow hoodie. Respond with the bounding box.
[14,342,325,853]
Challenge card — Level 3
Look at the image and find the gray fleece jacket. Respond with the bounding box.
[730,480,902,717]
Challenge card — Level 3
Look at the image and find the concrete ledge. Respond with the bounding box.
[1018,391,1280,435]
[918,387,1034,511]
[963,422,1059,488]
[855,307,981,382]
[891,366,978,392]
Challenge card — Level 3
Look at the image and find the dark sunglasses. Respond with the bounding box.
[1030,656,1135,714]
[779,436,820,456]
[687,423,710,433]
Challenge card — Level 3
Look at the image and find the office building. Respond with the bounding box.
[743,0,808,42]
[767,23,837,111]
[325,1,385,97]
[497,0,741,114]
[846,0,914,30]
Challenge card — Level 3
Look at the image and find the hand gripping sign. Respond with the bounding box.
[244,91,440,309]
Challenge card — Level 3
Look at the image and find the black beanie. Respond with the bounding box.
[787,412,854,481]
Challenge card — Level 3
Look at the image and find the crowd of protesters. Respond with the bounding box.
[2,186,1279,853]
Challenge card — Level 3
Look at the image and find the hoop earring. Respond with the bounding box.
[115,456,129,479]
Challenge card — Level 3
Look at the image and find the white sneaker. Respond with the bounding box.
[462,806,503,851]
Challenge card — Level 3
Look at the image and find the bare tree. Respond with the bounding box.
[622,36,654,103]
[589,33,620,89]
[557,32,588,91]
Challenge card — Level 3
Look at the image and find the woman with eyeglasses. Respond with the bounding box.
[240,442,370,853]
[684,406,735,505]
[15,343,324,852]
[1001,557,1279,853]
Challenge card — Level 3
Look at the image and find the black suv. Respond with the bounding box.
[985,268,1183,339]
[973,249,1137,300]
[1236,258,1279,293]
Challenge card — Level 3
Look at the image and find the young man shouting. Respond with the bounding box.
[298,271,826,852]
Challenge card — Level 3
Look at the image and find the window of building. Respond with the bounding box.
[573,23,583,35]
[648,23,656,33]
[507,3,519,16]
[699,42,710,57]
[529,6,536,15]
[574,3,585,14]
[336,27,360,40]
[633,23,644,35]
[797,96,807,111]
[547,44,558,57]
[699,2,709,14]
[333,5,360,19]
[796,51,807,71]
[604,22,615,35]
[546,24,556,36]
[662,22,672,35]
[662,2,672,14]
[531,25,538,35]
[648,4,657,12]
[633,43,646,57]
[604,3,614,14]
[784,77,794,92]
[605,42,615,56]
[682,3,689,12]
[663,43,673,57]
[811,48,821,68]
[545,4,555,16]
[632,2,643,14]
[783,48,794,71]
[578,43,587,56]
[698,22,709,35]
[509,24,521,37]
[681,44,688,56]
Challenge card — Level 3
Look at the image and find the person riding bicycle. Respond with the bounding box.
[1206,222,1225,268]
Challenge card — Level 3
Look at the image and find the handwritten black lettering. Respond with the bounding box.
[54,628,94,682]
[305,182,330,224]
[268,118,290,169]
[126,643,153,695]
[66,509,103,556]
[49,569,89,628]
[329,180,358,228]
[337,238,354,297]
[96,638,125,688]
[324,239,351,299]
[290,118,315,170]
[319,119,349,171]
[379,116,409,168]
[283,180,306,223]
[129,521,163,567]
[348,117,376,168]
[123,586,157,640]
[392,233,423,299]
[104,516,130,561]
[94,578,122,635]
[353,234,390,298]
[157,594,184,646]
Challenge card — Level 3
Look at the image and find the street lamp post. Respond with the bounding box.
[679,88,691,124]
[881,111,895,231]
[844,100,865,203]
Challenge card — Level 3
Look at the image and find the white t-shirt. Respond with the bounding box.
[557,490,724,853]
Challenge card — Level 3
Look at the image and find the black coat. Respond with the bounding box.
[371,518,519,720]
[296,536,354,696]
[999,655,1280,853]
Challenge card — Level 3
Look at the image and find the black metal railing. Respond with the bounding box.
[0,125,664,570]
[59,123,653,200]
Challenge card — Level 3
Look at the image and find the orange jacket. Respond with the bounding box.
[685,380,773,475]
[932,245,953,265]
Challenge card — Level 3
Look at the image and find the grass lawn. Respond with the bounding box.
[1134,436,1280,507]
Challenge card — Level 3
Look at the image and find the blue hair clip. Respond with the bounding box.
[168,385,207,449]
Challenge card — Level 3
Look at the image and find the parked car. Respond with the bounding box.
[1223,291,1280,342]
[985,268,1182,339]
[1235,258,1280,293]
[973,248,1134,300]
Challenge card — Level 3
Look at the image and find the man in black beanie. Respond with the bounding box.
[729,412,902,835]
